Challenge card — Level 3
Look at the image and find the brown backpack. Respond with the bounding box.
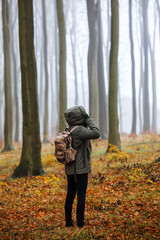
[54,126,78,164]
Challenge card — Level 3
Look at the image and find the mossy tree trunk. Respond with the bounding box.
[108,0,121,151]
[2,0,13,151]
[12,0,45,178]
[56,0,67,132]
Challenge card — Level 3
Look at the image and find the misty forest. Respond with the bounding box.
[0,0,160,239]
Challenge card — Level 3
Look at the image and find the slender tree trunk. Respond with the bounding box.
[105,0,111,134]
[9,1,19,142]
[129,0,136,134]
[97,0,107,139]
[87,0,99,124]
[106,0,111,86]
[156,0,160,38]
[56,0,67,132]
[2,0,13,151]
[12,42,20,142]
[138,0,143,134]
[54,0,59,131]
[139,70,143,133]
[0,90,3,140]
[69,1,79,106]
[108,0,121,151]
[39,50,44,137]
[142,0,150,132]
[41,0,49,142]
[77,44,85,108]
[70,27,78,106]
[149,35,157,133]
[50,57,55,136]
[118,83,123,133]
[12,0,45,178]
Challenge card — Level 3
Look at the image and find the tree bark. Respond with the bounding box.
[54,0,59,132]
[12,0,45,178]
[2,0,13,151]
[142,0,150,132]
[77,44,85,108]
[108,0,121,151]
[148,33,157,133]
[156,0,160,39]
[86,0,99,125]
[70,26,78,106]
[97,0,107,139]
[138,0,143,134]
[129,0,136,134]
[41,0,49,143]
[56,0,67,132]
[0,89,3,140]
[12,42,20,142]
[9,0,19,142]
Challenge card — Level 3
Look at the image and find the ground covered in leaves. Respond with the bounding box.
[0,134,160,239]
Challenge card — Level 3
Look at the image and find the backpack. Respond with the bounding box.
[54,126,78,164]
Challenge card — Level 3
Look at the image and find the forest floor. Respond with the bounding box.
[0,134,160,240]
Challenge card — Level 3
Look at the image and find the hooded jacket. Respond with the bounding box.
[64,106,100,175]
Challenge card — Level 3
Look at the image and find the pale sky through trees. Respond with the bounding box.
[0,0,160,138]
[66,0,160,133]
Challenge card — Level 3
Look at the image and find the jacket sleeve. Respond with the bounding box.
[76,117,100,140]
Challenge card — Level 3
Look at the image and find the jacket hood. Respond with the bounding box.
[64,106,86,126]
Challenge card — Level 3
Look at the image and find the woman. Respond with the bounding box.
[64,106,100,228]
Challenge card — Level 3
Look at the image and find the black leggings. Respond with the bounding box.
[65,173,88,227]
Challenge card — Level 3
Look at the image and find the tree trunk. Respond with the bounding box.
[108,0,121,151]
[0,89,3,140]
[70,26,78,106]
[129,0,136,134]
[138,0,143,134]
[118,83,123,133]
[39,50,44,137]
[2,0,13,151]
[12,0,45,178]
[86,0,99,125]
[56,0,67,132]
[54,0,59,132]
[41,0,49,143]
[77,43,85,108]
[9,0,20,142]
[105,0,111,135]
[68,0,79,106]
[148,35,157,133]
[12,42,20,142]
[156,0,160,39]
[142,0,150,132]
[97,0,107,139]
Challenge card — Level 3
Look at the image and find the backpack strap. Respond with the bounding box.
[70,125,78,134]
[68,126,78,149]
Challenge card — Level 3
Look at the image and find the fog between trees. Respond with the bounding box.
[0,0,160,148]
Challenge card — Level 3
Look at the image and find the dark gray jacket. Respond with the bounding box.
[64,106,100,175]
